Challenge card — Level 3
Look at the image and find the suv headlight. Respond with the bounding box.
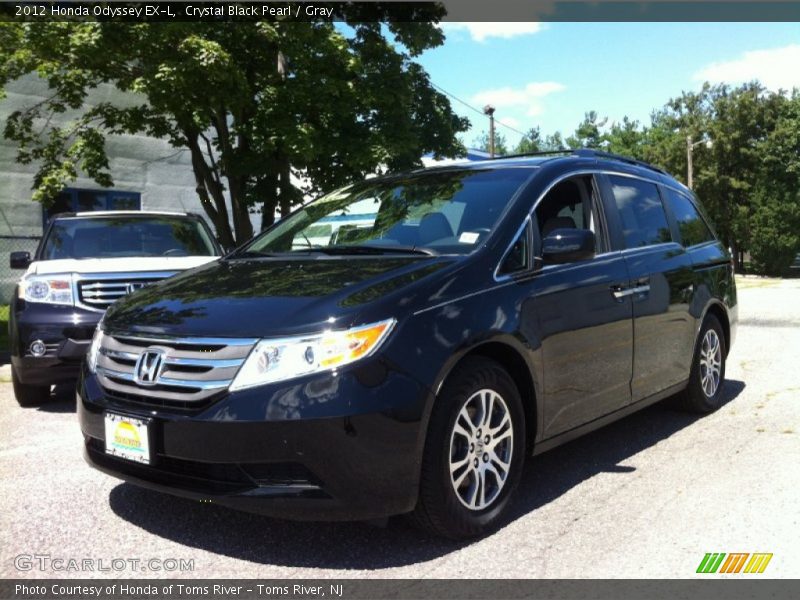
[20,275,74,306]
[229,318,396,391]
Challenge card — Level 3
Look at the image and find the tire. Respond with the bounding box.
[410,357,526,539]
[676,314,727,413]
[11,366,50,407]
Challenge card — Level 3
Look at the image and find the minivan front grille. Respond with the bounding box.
[95,333,257,406]
[77,276,171,309]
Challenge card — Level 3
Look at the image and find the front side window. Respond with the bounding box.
[242,168,533,256]
[41,217,218,260]
[664,188,715,247]
[534,175,604,253]
[609,176,672,248]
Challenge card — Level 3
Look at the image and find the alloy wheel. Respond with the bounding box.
[699,329,722,398]
[448,389,514,511]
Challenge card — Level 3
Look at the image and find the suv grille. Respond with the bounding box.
[95,333,257,407]
[77,277,169,309]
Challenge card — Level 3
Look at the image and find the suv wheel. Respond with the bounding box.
[11,366,50,407]
[410,357,525,539]
[677,314,727,413]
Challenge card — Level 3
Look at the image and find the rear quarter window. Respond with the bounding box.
[608,175,672,249]
[664,188,716,247]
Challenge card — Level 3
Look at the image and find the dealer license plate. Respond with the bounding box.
[104,412,151,464]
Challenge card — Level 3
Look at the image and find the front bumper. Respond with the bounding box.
[10,300,102,386]
[78,361,430,521]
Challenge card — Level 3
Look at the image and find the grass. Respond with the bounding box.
[0,304,8,354]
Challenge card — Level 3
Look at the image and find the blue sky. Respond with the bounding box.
[414,22,800,147]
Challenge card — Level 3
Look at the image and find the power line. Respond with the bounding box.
[430,82,529,138]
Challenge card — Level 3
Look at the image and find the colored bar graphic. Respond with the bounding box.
[697,553,726,573]
[698,552,773,574]
[719,553,749,573]
[744,553,773,573]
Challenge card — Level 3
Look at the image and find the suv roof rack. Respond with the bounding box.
[572,148,668,175]
[488,147,667,176]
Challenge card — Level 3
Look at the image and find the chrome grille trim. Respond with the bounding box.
[95,333,257,405]
[74,271,178,312]
[96,366,231,390]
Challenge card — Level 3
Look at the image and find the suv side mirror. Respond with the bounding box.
[542,229,595,264]
[9,251,32,270]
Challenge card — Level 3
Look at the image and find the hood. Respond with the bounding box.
[28,256,217,276]
[104,256,455,338]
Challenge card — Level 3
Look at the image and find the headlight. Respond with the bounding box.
[229,318,396,391]
[86,323,105,374]
[20,275,74,306]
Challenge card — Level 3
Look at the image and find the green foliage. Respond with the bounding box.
[514,127,542,154]
[0,18,468,246]
[472,130,508,155]
[748,191,800,276]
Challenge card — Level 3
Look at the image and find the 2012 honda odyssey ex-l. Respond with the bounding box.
[78,149,737,539]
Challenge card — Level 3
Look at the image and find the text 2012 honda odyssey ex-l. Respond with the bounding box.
[79,150,737,539]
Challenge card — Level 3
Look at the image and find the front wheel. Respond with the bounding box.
[11,366,51,407]
[410,357,526,539]
[676,314,727,413]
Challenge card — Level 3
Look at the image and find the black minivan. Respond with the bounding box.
[79,150,737,538]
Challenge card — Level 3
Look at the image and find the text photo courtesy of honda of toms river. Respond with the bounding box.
[79,149,736,539]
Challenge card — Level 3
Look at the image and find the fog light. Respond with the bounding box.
[29,340,47,357]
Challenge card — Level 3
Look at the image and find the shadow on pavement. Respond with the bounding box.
[35,384,77,413]
[108,381,745,570]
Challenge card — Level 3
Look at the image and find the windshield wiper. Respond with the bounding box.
[311,245,438,257]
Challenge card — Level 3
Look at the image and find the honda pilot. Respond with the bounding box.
[9,211,220,406]
[78,150,737,539]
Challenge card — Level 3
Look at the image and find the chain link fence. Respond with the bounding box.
[0,235,40,305]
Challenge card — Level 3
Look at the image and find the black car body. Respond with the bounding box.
[79,150,737,538]
[9,211,221,405]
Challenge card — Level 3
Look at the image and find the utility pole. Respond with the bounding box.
[686,134,711,190]
[483,105,496,157]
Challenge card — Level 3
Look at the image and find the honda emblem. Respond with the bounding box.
[133,348,166,386]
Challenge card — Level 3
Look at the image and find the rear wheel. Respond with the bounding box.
[11,366,50,407]
[676,314,727,413]
[410,357,525,539]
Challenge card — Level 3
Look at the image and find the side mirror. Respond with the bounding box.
[9,251,32,270]
[542,229,595,264]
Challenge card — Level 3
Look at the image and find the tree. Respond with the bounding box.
[748,90,800,275]
[0,17,469,247]
[514,127,542,154]
[541,131,567,151]
[566,111,607,148]
[472,130,508,155]
[604,117,645,157]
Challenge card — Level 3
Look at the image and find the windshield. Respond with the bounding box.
[41,216,219,260]
[242,168,532,256]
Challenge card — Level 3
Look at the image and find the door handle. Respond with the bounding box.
[610,284,633,300]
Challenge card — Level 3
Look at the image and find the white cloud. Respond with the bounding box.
[693,44,800,91]
[440,22,545,43]
[471,82,566,117]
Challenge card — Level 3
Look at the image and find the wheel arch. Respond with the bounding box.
[701,300,731,357]
[423,337,540,457]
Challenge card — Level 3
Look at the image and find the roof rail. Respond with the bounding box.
[487,149,574,160]
[487,147,667,176]
[572,148,667,175]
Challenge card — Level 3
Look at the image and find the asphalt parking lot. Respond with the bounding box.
[1,276,798,579]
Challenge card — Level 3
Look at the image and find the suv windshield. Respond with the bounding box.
[242,168,532,256]
[41,216,218,260]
